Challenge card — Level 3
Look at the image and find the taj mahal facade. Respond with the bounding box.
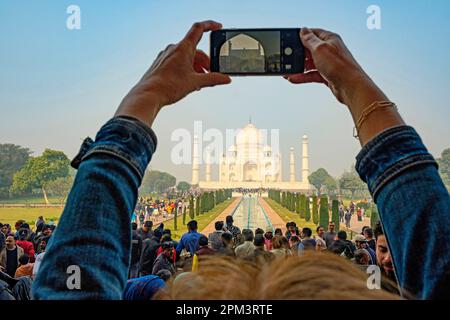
[192,123,311,191]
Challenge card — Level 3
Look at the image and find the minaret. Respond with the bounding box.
[205,148,211,182]
[301,135,310,185]
[192,135,200,185]
[289,147,295,183]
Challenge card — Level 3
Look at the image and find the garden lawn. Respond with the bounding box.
[0,207,63,228]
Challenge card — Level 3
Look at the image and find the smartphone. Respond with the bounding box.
[210,28,304,76]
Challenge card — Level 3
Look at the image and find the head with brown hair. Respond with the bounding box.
[156,253,399,300]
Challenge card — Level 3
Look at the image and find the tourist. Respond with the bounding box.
[329,231,356,259]
[196,235,217,257]
[253,234,274,264]
[315,226,327,251]
[137,221,153,241]
[14,254,34,278]
[285,222,300,241]
[290,236,304,255]
[301,228,316,250]
[323,222,336,248]
[32,236,49,280]
[263,227,274,251]
[35,216,45,231]
[218,232,235,257]
[353,234,375,264]
[129,222,142,279]
[32,22,450,300]
[1,224,13,238]
[152,241,176,276]
[270,236,292,258]
[339,205,345,223]
[344,210,352,228]
[374,222,395,282]
[363,228,376,251]
[353,249,371,270]
[15,228,35,263]
[33,225,52,251]
[0,236,24,277]
[123,274,166,301]
[225,215,241,246]
[274,228,283,237]
[176,220,203,257]
[208,221,225,251]
[235,229,255,260]
[255,228,264,236]
[139,228,163,276]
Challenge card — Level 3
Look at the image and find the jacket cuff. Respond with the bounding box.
[356,125,438,201]
[71,116,158,179]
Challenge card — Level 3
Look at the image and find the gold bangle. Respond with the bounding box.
[353,101,397,139]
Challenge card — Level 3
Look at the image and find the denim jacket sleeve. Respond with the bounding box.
[32,116,157,300]
[356,125,450,299]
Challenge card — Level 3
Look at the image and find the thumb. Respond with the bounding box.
[300,27,323,52]
[195,72,232,89]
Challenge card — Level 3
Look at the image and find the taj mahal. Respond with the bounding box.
[192,122,311,191]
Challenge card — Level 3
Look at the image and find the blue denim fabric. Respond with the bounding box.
[356,125,450,299]
[32,116,157,299]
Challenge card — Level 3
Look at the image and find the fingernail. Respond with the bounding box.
[301,27,310,34]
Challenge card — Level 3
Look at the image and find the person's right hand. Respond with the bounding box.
[285,28,370,105]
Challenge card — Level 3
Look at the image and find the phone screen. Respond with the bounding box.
[219,31,281,73]
[210,29,304,75]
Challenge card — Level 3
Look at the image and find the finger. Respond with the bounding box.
[194,72,231,89]
[304,49,316,71]
[300,27,324,52]
[193,50,211,73]
[182,20,223,46]
[310,28,340,41]
[285,71,327,85]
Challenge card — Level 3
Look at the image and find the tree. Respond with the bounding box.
[45,176,74,204]
[331,199,340,232]
[10,149,70,204]
[437,148,450,187]
[305,196,311,222]
[309,168,335,195]
[140,170,176,195]
[182,205,187,225]
[173,205,178,230]
[299,194,306,218]
[338,167,366,200]
[189,195,194,220]
[371,204,380,228]
[312,196,319,225]
[176,181,191,192]
[0,144,31,198]
[324,176,338,196]
[195,196,200,216]
[319,196,329,231]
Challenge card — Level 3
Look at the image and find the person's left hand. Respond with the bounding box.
[115,20,231,127]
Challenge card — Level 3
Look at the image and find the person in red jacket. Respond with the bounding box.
[16,229,35,263]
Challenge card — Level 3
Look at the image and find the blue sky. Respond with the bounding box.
[1,0,449,182]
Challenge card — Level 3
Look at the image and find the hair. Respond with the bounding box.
[242,229,254,242]
[199,235,209,247]
[255,228,264,235]
[354,249,370,265]
[226,215,233,224]
[316,226,324,233]
[302,228,312,238]
[160,234,172,243]
[274,228,283,235]
[337,230,347,240]
[144,221,153,228]
[163,229,172,236]
[155,253,399,300]
[156,269,172,282]
[364,228,374,238]
[254,234,265,247]
[215,221,224,231]
[361,226,370,234]
[272,236,283,249]
[187,220,198,231]
[221,232,232,243]
[374,221,384,240]
[131,222,138,230]
[19,254,29,265]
